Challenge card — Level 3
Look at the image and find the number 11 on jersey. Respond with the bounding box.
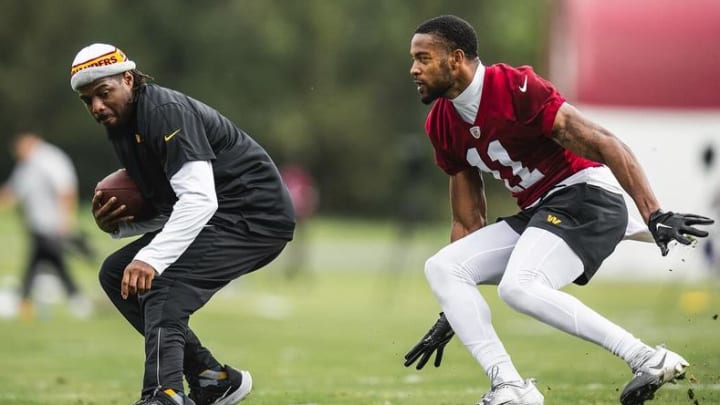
[465,140,545,192]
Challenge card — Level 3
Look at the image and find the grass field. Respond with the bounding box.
[0,211,718,404]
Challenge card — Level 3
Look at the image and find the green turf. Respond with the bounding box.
[0,211,718,404]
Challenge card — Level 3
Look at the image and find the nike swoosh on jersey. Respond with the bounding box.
[164,129,182,142]
[519,75,528,92]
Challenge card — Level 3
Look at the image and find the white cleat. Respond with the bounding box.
[68,294,94,319]
[620,346,688,405]
[478,378,544,405]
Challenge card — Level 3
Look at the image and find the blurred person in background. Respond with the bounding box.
[392,135,430,250]
[0,132,93,320]
[403,15,713,405]
[279,164,318,278]
[70,43,295,405]
[705,192,720,271]
[379,135,432,299]
[700,143,720,271]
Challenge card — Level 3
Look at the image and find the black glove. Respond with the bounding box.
[404,312,455,369]
[648,209,714,256]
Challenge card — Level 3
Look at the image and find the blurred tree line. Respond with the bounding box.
[0,0,551,220]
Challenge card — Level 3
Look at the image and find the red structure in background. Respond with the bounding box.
[550,0,720,109]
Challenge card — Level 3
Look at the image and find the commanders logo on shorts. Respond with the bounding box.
[546,214,562,225]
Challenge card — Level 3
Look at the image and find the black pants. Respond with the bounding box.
[21,233,78,299]
[98,221,287,397]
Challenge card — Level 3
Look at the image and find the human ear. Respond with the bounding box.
[123,71,134,88]
[450,49,464,69]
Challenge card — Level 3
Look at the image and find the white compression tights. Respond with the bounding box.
[424,222,652,384]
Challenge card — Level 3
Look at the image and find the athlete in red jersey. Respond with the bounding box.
[402,15,713,405]
[426,63,602,208]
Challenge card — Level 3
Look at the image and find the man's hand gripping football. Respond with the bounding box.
[404,312,455,369]
[648,209,714,256]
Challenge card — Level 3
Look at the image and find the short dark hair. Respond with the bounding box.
[415,15,478,58]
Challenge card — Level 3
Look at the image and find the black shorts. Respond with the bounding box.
[501,183,628,285]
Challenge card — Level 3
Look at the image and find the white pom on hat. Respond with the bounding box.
[70,43,136,91]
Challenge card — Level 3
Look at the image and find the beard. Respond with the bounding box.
[420,81,452,105]
[99,99,136,129]
[418,63,453,105]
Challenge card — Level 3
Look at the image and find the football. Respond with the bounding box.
[94,169,153,220]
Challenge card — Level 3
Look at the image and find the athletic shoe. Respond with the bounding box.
[478,378,544,405]
[188,365,252,405]
[68,294,93,319]
[620,345,688,405]
[133,388,196,405]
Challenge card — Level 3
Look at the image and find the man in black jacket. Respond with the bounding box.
[71,43,295,405]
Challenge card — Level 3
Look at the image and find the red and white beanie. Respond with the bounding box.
[70,43,136,91]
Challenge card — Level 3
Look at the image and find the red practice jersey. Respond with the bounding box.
[425,63,601,208]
